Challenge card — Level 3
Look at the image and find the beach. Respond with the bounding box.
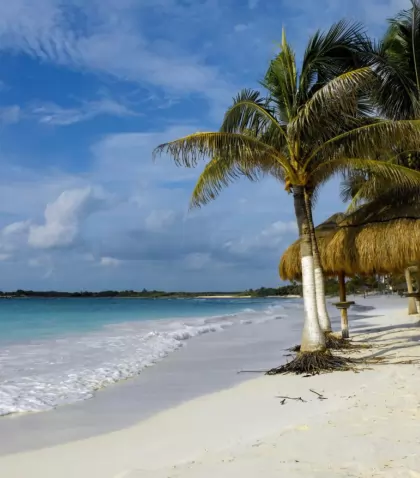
[0,295,419,477]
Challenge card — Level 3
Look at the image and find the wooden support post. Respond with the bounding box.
[415,268,420,312]
[405,268,418,315]
[338,272,349,339]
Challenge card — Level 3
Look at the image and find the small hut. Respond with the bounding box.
[280,201,420,335]
[324,201,420,277]
[326,201,420,315]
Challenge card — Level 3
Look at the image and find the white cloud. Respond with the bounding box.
[100,256,121,267]
[0,0,232,111]
[145,209,176,232]
[248,0,259,9]
[28,187,110,249]
[225,220,297,254]
[31,98,138,126]
[0,253,11,261]
[0,220,30,254]
[3,220,30,237]
[260,220,298,241]
[234,24,249,33]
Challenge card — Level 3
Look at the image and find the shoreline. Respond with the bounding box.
[0,297,293,421]
[0,298,302,452]
[1,296,419,476]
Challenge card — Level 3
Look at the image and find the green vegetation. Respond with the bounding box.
[0,286,301,299]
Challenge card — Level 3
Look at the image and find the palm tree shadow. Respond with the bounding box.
[354,321,420,342]
[348,313,420,359]
[361,340,420,360]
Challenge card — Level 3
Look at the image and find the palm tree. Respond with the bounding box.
[340,2,420,305]
[365,0,420,121]
[154,22,420,372]
[342,0,420,205]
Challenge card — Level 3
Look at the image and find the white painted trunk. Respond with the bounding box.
[314,266,332,333]
[300,256,326,352]
[405,268,418,315]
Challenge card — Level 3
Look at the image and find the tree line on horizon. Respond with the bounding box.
[0,287,298,298]
[1,273,407,299]
[154,1,420,373]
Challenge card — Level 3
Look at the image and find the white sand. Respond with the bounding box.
[1,298,420,477]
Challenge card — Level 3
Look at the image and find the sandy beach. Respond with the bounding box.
[1,296,420,477]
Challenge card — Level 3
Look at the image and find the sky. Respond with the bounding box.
[0,0,410,292]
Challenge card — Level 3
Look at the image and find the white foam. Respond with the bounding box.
[0,303,293,416]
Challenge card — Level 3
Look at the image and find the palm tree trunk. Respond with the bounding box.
[338,272,349,339]
[304,192,332,333]
[293,187,326,353]
[405,268,418,315]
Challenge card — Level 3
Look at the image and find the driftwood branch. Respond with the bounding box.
[310,389,327,400]
[276,395,307,403]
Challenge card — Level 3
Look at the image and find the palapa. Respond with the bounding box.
[325,200,420,276]
[280,200,420,280]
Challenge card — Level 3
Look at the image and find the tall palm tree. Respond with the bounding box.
[365,0,420,121]
[154,23,420,371]
[342,0,420,208]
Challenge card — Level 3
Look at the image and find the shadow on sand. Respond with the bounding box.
[346,306,420,361]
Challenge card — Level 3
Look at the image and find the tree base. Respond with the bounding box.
[326,334,358,350]
[287,336,370,353]
[267,350,354,376]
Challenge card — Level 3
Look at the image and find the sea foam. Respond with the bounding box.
[0,303,288,416]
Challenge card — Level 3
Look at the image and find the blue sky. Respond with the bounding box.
[0,0,409,291]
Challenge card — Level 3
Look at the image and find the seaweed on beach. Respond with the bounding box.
[267,351,356,376]
[287,336,372,354]
[325,334,372,351]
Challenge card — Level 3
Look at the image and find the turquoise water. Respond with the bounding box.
[0,297,274,343]
[0,297,293,416]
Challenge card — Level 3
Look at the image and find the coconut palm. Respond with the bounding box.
[154,22,420,372]
[365,0,420,121]
[341,0,420,209]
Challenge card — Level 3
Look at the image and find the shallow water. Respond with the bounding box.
[0,297,292,416]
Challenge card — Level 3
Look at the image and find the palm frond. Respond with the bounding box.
[220,89,288,150]
[306,119,420,166]
[154,130,286,167]
[363,4,420,119]
[310,157,420,195]
[190,154,284,208]
[339,171,369,203]
[343,183,420,226]
[410,0,420,90]
[262,28,297,121]
[345,176,386,212]
[299,20,367,102]
[291,67,374,140]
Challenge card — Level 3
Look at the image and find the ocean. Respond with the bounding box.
[0,297,297,416]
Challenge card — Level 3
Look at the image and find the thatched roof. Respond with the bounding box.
[280,197,420,281]
[324,201,420,276]
[279,213,346,281]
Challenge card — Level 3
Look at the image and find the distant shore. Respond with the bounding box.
[0,289,302,300]
[195,294,300,299]
[195,295,253,299]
